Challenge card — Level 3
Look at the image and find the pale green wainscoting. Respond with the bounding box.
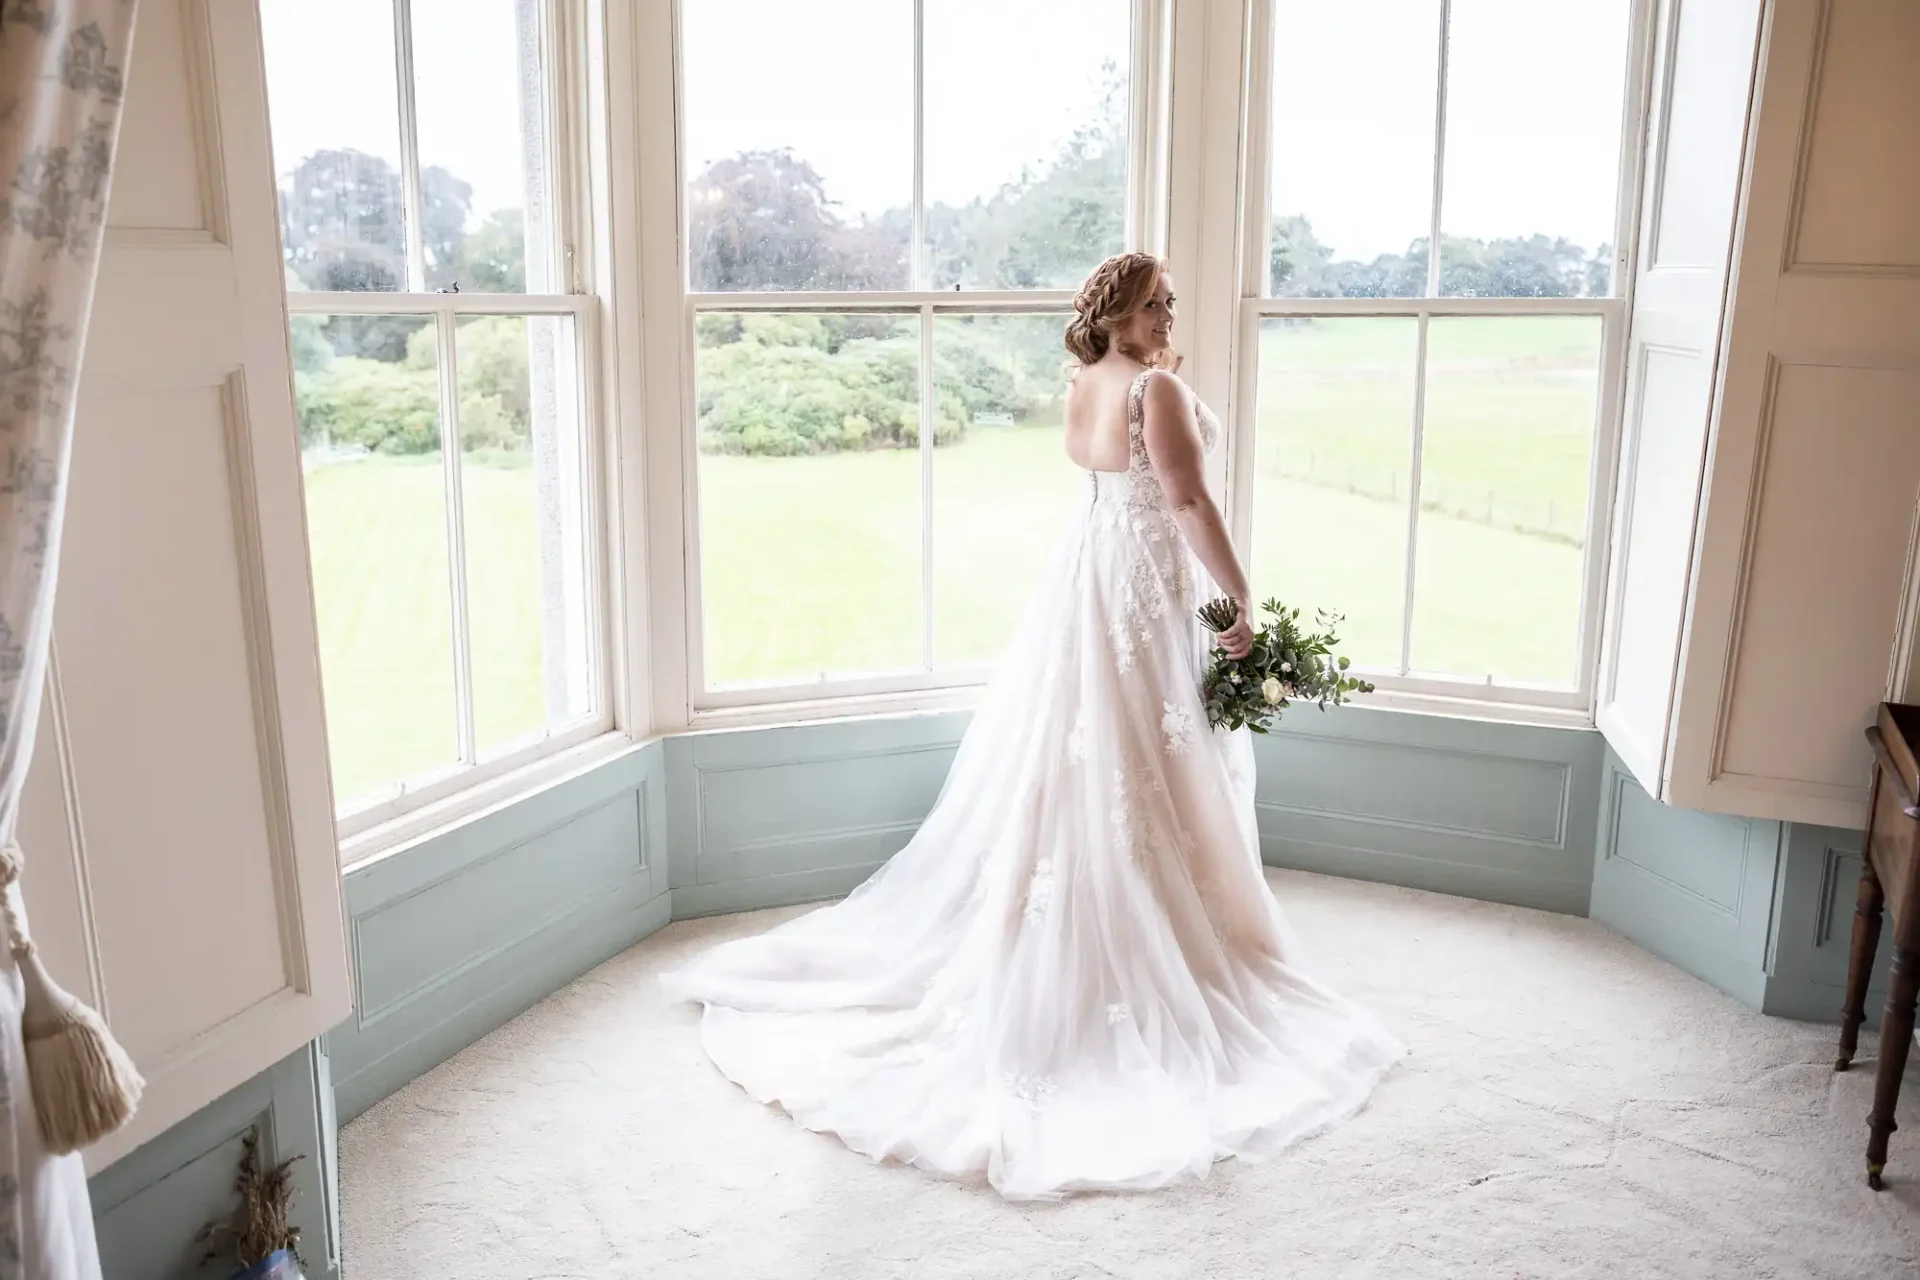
[1590,749,1891,1022]
[90,713,1877,1275]
[330,742,670,1123]
[89,1043,340,1280]
[1251,706,1604,915]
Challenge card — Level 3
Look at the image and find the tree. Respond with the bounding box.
[1267,214,1603,299]
[277,148,487,295]
[687,149,904,291]
[926,63,1127,291]
[279,148,406,292]
[1270,215,1334,295]
[459,208,528,293]
[1438,234,1588,298]
[1584,243,1613,298]
[419,166,474,287]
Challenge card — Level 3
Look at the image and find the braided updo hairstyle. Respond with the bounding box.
[1064,251,1164,366]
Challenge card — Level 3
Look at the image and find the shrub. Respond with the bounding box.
[296,357,439,454]
[698,331,967,455]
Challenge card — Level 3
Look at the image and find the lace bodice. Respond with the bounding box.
[1090,369,1222,517]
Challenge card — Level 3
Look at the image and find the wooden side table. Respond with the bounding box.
[1837,701,1920,1189]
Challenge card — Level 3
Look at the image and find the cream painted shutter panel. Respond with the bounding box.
[16,0,351,1170]
[1594,0,1767,797]
[1599,0,1920,828]
[1662,0,1920,827]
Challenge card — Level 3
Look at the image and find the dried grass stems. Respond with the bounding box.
[197,1127,305,1273]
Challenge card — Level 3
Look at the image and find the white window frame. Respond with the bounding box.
[1226,0,1658,721]
[669,0,1169,718]
[279,0,619,850]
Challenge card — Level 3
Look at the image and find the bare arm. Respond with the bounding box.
[1139,370,1254,657]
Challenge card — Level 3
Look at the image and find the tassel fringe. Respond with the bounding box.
[24,989,144,1155]
[1,846,143,1153]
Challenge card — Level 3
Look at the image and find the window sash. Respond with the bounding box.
[268,0,613,836]
[1224,0,1653,717]
[680,0,1148,296]
[294,291,608,838]
[676,0,1153,706]
[1228,278,1629,713]
[682,298,1078,706]
[1250,0,1640,304]
[385,0,563,296]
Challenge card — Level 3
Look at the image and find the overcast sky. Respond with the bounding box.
[261,0,1631,261]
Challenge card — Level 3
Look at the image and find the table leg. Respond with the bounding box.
[1868,945,1919,1189]
[1839,864,1885,1071]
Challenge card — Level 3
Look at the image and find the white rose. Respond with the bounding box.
[1280,662,1292,673]
[1261,676,1283,705]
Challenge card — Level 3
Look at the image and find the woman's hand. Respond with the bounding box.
[1216,599,1254,660]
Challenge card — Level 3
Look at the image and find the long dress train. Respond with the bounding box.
[662,369,1405,1200]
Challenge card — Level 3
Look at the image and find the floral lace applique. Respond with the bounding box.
[1003,1071,1058,1111]
[1109,618,1137,672]
[1022,858,1055,924]
[1162,701,1196,756]
[1106,1002,1132,1025]
[1066,719,1087,763]
[1108,768,1132,832]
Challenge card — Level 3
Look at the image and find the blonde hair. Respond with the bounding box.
[1064,252,1164,366]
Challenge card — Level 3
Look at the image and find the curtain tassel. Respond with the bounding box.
[0,846,142,1154]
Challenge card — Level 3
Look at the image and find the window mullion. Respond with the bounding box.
[919,305,935,671]
[1425,0,1451,298]
[435,313,479,763]
[1400,312,1431,678]
[392,0,428,293]
[911,0,927,290]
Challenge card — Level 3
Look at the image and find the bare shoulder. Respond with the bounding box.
[1139,369,1196,428]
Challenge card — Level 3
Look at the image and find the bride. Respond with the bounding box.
[662,252,1404,1201]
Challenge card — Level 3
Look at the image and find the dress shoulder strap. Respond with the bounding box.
[1125,368,1155,451]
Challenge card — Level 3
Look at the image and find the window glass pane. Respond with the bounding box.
[261,0,408,292]
[931,314,1083,667]
[412,0,551,293]
[924,0,1129,290]
[696,313,923,685]
[456,315,594,758]
[1438,0,1631,297]
[1249,318,1417,671]
[1269,0,1439,298]
[683,0,912,291]
[293,314,457,805]
[1410,317,1601,684]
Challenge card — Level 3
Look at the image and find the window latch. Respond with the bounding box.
[437,281,461,294]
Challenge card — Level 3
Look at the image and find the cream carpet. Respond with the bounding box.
[340,871,1920,1279]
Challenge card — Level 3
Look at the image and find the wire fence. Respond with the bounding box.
[1276,455,1584,548]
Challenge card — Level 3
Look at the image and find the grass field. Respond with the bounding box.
[303,315,1599,802]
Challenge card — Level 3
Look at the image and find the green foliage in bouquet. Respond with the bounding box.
[1197,597,1376,733]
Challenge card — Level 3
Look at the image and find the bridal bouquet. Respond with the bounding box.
[1197,597,1375,733]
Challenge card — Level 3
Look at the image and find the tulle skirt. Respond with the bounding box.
[662,492,1405,1200]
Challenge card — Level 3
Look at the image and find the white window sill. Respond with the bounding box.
[339,730,649,873]
[688,680,1595,736]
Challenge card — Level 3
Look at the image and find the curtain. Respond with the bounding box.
[0,1,141,1275]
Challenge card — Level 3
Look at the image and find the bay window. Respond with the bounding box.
[253,0,1658,855]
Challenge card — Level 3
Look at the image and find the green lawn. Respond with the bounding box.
[303,453,551,806]
[303,314,1600,800]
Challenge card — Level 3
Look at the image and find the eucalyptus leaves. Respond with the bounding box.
[1197,597,1375,733]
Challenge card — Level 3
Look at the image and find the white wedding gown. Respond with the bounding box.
[663,369,1405,1200]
